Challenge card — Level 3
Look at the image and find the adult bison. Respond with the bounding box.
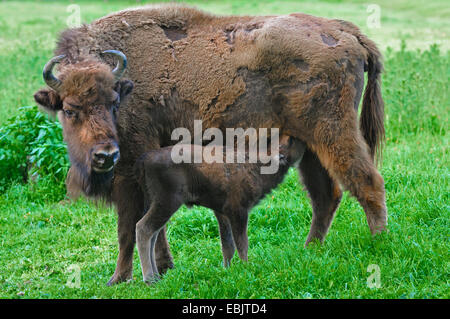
[33,4,387,285]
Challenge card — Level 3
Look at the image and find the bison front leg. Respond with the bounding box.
[107,210,138,286]
[107,177,144,286]
[298,149,342,246]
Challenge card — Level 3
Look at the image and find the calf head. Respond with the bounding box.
[33,51,133,196]
[279,135,306,166]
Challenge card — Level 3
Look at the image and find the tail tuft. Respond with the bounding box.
[359,35,385,164]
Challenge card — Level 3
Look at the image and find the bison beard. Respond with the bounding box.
[34,4,388,285]
[69,162,114,199]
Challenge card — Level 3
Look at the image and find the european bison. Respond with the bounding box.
[134,136,305,283]
[33,4,387,286]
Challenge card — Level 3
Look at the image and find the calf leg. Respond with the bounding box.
[298,149,342,246]
[140,184,174,274]
[154,226,174,274]
[108,177,174,285]
[214,211,236,266]
[136,200,181,284]
[228,210,249,262]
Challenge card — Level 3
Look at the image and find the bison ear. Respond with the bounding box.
[115,80,134,99]
[34,89,63,114]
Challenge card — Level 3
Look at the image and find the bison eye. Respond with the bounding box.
[64,109,76,118]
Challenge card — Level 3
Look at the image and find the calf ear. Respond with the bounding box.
[279,135,291,146]
[115,80,134,99]
[34,89,62,113]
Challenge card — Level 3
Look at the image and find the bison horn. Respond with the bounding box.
[43,55,65,91]
[102,50,127,80]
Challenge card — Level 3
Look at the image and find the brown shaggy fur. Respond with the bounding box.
[134,136,305,282]
[34,4,387,285]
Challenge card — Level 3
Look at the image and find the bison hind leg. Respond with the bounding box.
[298,148,342,246]
[214,211,236,267]
[312,138,387,236]
[227,209,249,262]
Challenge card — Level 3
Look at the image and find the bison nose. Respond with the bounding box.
[92,147,120,173]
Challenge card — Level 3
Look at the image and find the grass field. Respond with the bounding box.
[0,0,449,299]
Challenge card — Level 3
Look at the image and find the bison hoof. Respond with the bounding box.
[157,260,174,274]
[107,273,132,286]
[371,226,389,236]
[143,273,161,285]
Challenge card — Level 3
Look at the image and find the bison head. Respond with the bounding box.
[33,50,133,197]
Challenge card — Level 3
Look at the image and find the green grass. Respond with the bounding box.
[0,0,449,299]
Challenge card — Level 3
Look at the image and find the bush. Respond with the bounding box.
[0,106,69,189]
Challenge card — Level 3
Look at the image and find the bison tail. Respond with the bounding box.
[359,36,385,164]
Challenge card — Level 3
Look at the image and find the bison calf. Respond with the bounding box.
[134,136,305,283]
